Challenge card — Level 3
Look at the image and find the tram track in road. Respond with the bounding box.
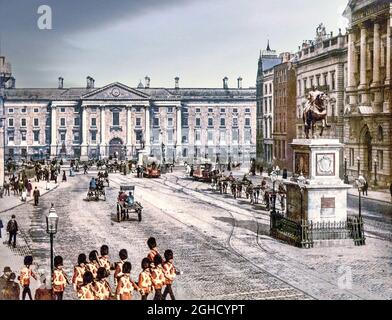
[110,175,317,299]
[109,175,313,300]
[140,173,378,300]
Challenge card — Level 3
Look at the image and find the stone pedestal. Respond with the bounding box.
[285,139,351,223]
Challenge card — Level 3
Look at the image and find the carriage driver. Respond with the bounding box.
[126,192,134,206]
[89,178,97,191]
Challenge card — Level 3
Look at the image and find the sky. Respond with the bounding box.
[0,0,349,89]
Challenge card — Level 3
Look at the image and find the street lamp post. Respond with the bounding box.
[355,176,366,219]
[270,169,278,214]
[344,156,349,184]
[373,157,378,187]
[46,204,59,279]
[357,156,360,177]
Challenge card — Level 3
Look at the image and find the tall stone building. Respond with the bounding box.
[256,42,282,165]
[343,0,392,186]
[2,74,256,164]
[293,24,348,176]
[273,54,297,173]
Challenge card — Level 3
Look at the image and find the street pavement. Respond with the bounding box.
[0,169,391,300]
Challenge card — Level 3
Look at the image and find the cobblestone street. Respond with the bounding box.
[0,170,391,300]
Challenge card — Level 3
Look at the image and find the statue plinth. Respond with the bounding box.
[285,138,350,223]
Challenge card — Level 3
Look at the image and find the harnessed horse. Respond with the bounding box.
[303,90,330,139]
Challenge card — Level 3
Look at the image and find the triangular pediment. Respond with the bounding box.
[82,82,149,100]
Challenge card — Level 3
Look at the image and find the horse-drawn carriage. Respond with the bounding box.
[193,162,213,182]
[142,156,161,178]
[86,177,106,201]
[116,185,143,222]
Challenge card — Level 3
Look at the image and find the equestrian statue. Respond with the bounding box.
[302,89,330,139]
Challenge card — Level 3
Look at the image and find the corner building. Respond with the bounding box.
[343,0,392,186]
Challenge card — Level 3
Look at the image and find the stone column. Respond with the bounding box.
[359,25,367,91]
[50,105,57,158]
[371,22,381,87]
[386,18,391,85]
[100,106,106,158]
[126,106,132,156]
[347,29,357,105]
[176,105,182,161]
[144,105,151,153]
[80,105,88,160]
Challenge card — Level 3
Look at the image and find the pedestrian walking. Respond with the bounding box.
[115,262,137,300]
[19,256,37,300]
[83,164,88,175]
[34,274,53,300]
[52,256,68,300]
[33,187,40,206]
[114,249,128,287]
[3,180,10,196]
[20,188,27,202]
[137,258,152,300]
[62,170,67,182]
[72,254,87,292]
[162,249,178,300]
[27,180,32,197]
[151,255,166,300]
[1,273,20,300]
[93,267,112,300]
[77,271,95,300]
[0,218,3,238]
[363,180,368,196]
[147,237,161,265]
[6,215,18,248]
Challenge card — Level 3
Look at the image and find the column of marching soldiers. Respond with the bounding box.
[0,237,180,300]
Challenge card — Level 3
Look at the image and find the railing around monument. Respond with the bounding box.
[270,212,366,248]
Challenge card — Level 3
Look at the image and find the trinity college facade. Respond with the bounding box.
[1,76,256,163]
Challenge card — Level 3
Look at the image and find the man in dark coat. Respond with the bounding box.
[6,215,18,248]
[33,187,41,206]
[390,182,392,202]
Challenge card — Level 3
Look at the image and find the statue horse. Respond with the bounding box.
[303,90,329,139]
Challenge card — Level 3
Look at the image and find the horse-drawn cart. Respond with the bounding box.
[86,178,106,201]
[116,185,143,222]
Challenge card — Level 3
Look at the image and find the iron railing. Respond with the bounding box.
[270,212,366,248]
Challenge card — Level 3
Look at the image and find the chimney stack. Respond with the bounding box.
[58,77,64,89]
[175,77,180,89]
[145,76,150,88]
[223,77,228,89]
[237,77,243,89]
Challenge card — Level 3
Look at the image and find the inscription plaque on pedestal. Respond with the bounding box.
[320,197,335,217]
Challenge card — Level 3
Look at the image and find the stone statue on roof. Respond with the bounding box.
[316,23,327,40]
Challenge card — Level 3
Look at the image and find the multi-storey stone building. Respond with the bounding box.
[256,43,282,166]
[2,72,257,164]
[272,54,297,173]
[343,0,392,186]
[293,25,348,176]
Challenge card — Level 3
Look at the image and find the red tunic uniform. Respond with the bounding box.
[138,269,152,295]
[52,269,67,293]
[116,274,137,300]
[151,265,166,290]
[163,261,177,285]
[19,266,37,286]
[72,265,85,291]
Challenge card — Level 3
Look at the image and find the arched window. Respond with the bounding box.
[377,126,383,141]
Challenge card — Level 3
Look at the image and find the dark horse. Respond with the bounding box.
[303,90,329,139]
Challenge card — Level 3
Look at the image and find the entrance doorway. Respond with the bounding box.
[109,138,125,160]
